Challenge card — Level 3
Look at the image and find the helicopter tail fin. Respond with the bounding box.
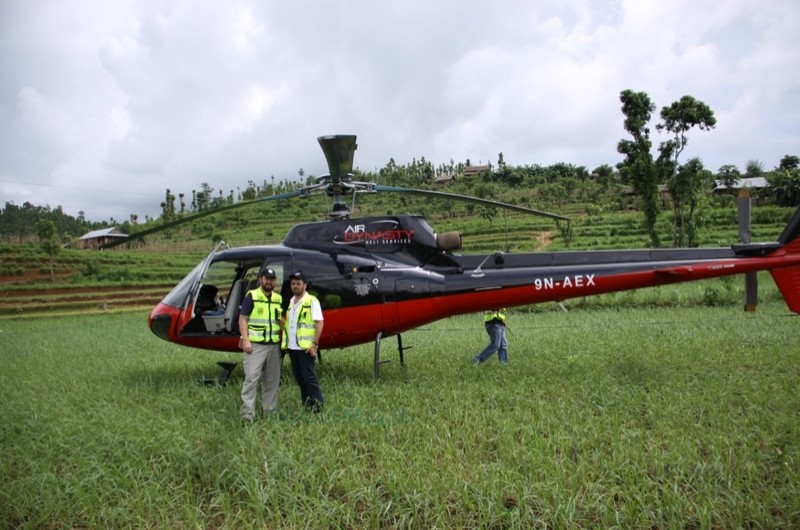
[770,238,800,313]
[771,207,800,313]
[771,265,800,313]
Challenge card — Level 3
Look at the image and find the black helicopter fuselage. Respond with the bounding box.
[148,210,800,353]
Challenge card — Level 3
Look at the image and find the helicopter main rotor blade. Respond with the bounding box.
[102,189,306,249]
[373,185,570,222]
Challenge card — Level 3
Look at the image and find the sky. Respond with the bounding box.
[1,0,798,223]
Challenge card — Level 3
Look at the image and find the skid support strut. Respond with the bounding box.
[373,331,386,380]
[373,332,412,380]
[397,334,411,365]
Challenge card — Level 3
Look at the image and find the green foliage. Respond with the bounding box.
[617,89,661,247]
[667,158,712,246]
[780,155,799,170]
[717,164,741,190]
[766,168,800,207]
[34,220,61,281]
[655,96,717,247]
[1,201,102,243]
[1,129,797,258]
[656,95,717,168]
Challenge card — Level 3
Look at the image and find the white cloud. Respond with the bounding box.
[0,0,798,222]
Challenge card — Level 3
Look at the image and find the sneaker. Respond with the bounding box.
[472,357,481,367]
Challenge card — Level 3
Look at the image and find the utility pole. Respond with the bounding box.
[738,189,758,311]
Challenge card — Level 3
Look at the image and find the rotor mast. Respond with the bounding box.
[317,134,359,219]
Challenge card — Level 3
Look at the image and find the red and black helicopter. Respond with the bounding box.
[114,135,800,379]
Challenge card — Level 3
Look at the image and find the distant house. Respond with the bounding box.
[78,227,128,249]
[435,173,456,185]
[621,185,671,203]
[712,177,769,194]
[463,165,491,177]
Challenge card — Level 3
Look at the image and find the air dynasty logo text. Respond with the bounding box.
[341,224,414,245]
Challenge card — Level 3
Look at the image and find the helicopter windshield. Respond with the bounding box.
[162,261,204,308]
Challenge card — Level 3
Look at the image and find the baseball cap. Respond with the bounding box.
[289,271,306,282]
[260,268,277,278]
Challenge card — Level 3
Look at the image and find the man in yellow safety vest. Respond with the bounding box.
[282,271,325,412]
[238,267,283,421]
[472,308,509,366]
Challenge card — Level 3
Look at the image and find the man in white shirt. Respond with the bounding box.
[283,271,325,412]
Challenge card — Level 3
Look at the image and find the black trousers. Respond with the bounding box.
[287,349,324,411]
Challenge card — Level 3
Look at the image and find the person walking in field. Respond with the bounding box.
[238,268,283,422]
[282,271,325,413]
[472,308,509,365]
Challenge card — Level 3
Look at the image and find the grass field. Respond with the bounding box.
[2,301,799,529]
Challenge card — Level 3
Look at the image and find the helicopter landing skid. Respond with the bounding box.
[373,332,411,381]
[198,361,238,386]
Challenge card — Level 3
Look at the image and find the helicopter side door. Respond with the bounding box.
[173,241,230,335]
[383,268,434,336]
[223,257,292,336]
[180,253,292,336]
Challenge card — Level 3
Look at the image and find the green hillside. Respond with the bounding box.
[1,167,797,318]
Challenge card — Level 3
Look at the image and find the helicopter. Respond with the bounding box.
[112,134,800,379]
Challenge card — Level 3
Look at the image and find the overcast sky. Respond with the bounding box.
[1,0,798,223]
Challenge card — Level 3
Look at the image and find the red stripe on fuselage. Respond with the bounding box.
[150,252,800,353]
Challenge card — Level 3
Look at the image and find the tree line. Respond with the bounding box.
[3,89,799,247]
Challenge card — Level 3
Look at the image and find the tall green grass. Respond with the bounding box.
[2,302,798,528]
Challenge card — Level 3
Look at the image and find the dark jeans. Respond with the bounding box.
[287,349,324,412]
[473,322,509,364]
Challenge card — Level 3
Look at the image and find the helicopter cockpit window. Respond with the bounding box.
[201,261,240,309]
[187,260,242,334]
[183,259,290,335]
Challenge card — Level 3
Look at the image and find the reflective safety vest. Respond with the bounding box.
[246,289,283,344]
[282,293,319,349]
[484,308,506,325]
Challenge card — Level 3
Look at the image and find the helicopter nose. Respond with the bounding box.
[149,313,172,341]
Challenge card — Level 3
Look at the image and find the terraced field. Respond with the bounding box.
[1,204,794,317]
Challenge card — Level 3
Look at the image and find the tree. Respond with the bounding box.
[195,183,213,211]
[779,155,799,171]
[717,164,741,192]
[35,219,61,281]
[766,168,800,206]
[161,189,176,220]
[617,89,660,247]
[591,164,616,189]
[667,158,711,246]
[655,96,716,246]
[479,205,497,226]
[656,96,716,171]
[744,160,764,178]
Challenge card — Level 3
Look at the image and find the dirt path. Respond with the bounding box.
[536,231,554,250]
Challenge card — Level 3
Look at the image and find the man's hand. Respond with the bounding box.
[241,337,253,354]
